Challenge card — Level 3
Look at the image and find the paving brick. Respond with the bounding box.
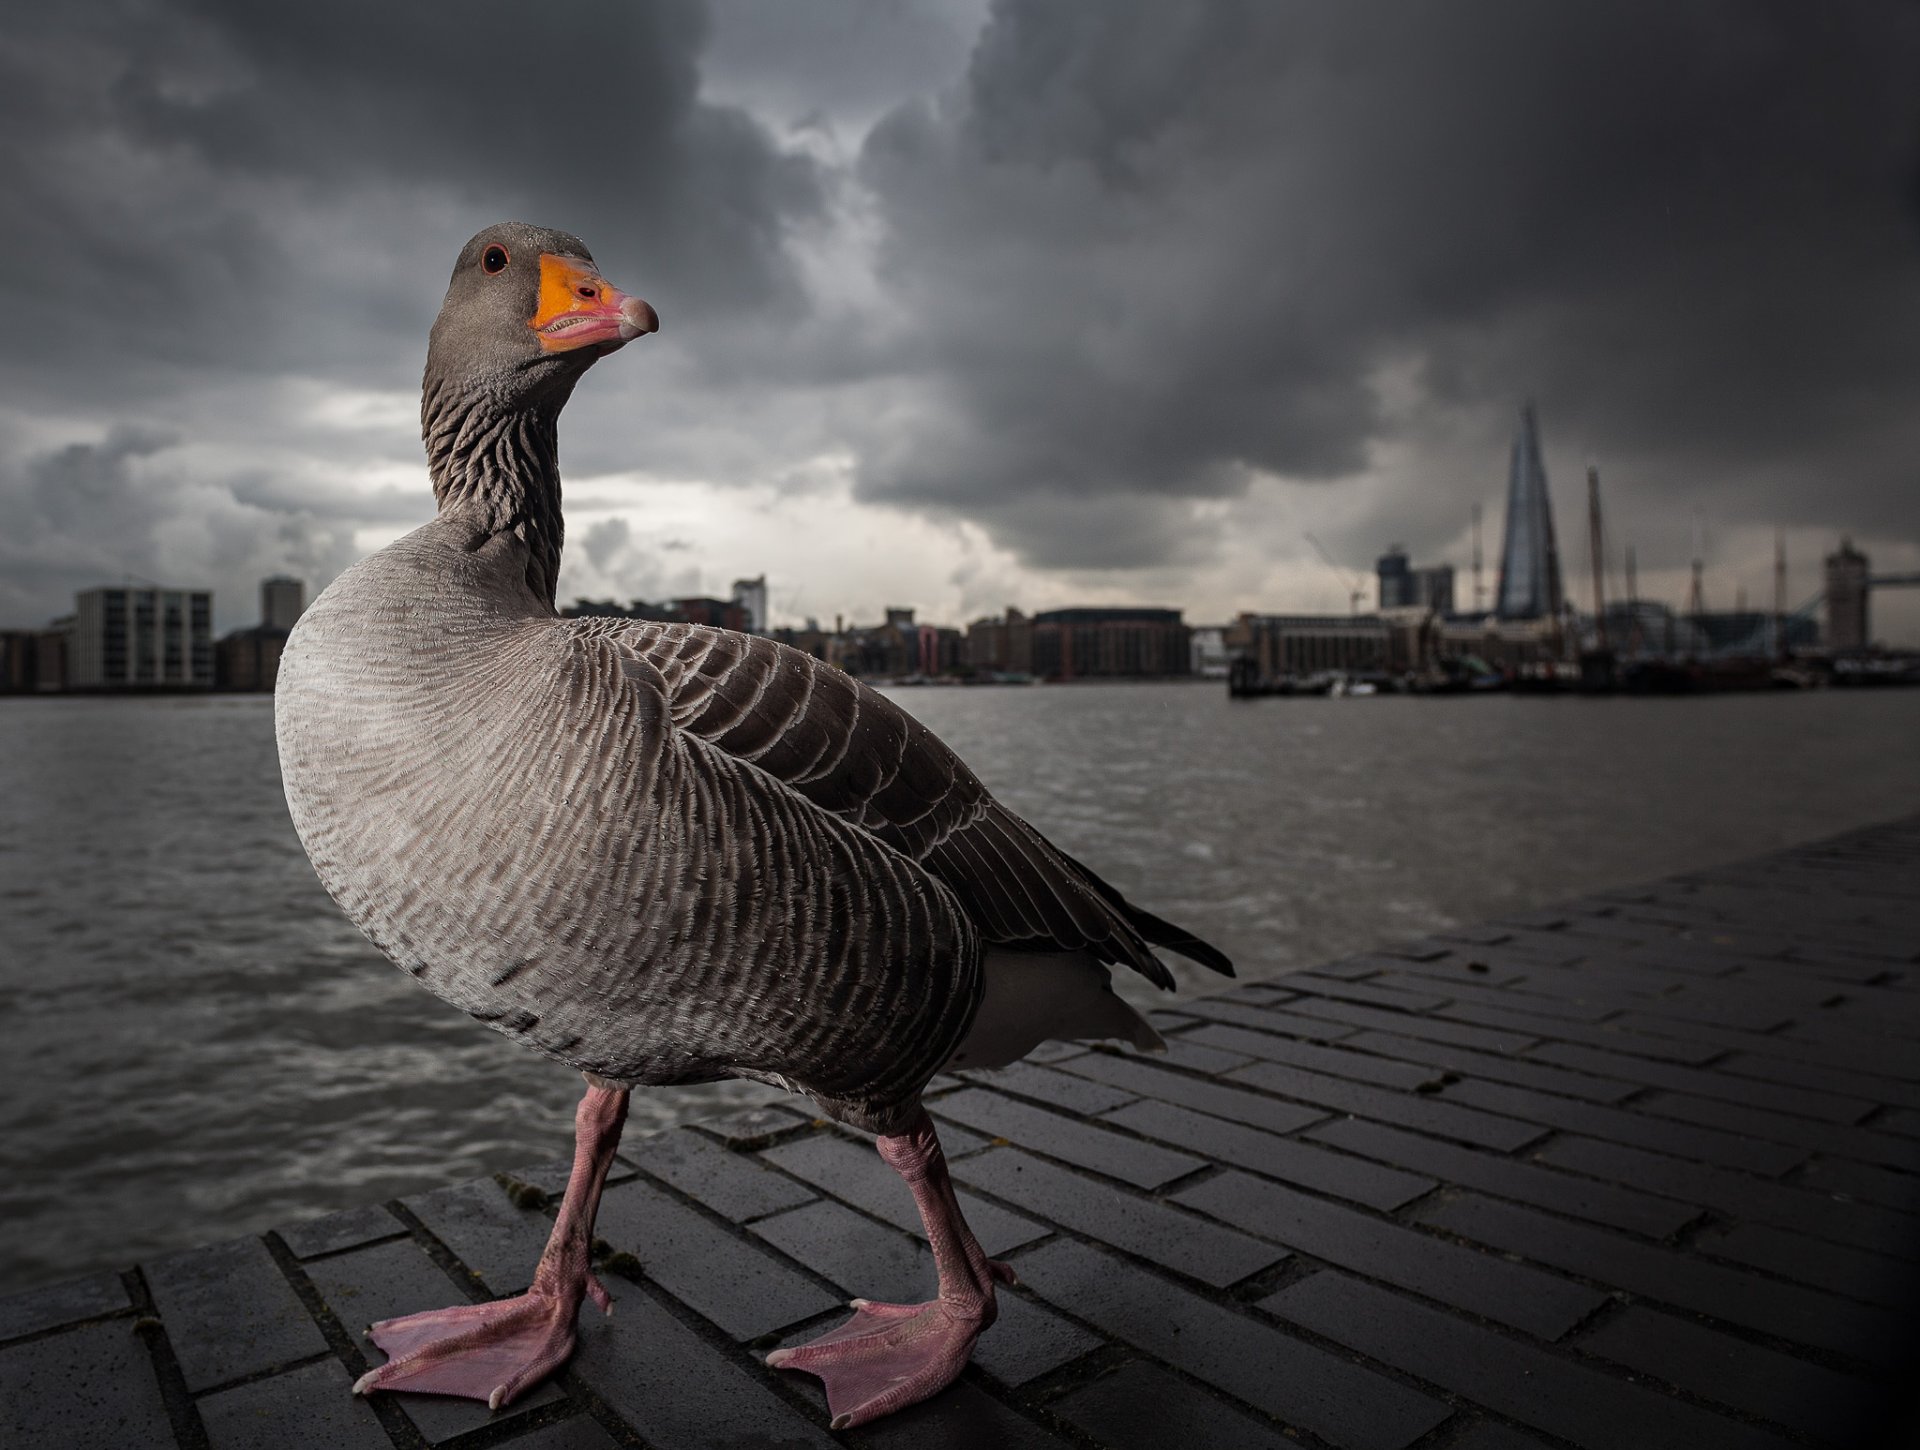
[1634,1091,1917,1170]
[594,1176,839,1341]
[494,1420,623,1450]
[1534,1135,1920,1260]
[1578,1306,1885,1442]
[1437,1079,1805,1176]
[1433,1000,1724,1063]
[198,1357,387,1450]
[0,1317,176,1450]
[695,1101,817,1148]
[1052,1358,1298,1450]
[403,1178,554,1296]
[1794,1155,1920,1213]
[1614,1010,1920,1080]
[1262,1270,1794,1450]
[1523,1042,1875,1124]
[960,1059,1139,1115]
[1377,970,1622,1022]
[1019,1239,1448,1450]
[1375,954,1530,988]
[1027,1038,1091,1063]
[572,1278,837,1449]
[1308,1119,1699,1239]
[1177,994,1363,1040]
[303,1237,562,1444]
[1186,1022,1440,1089]
[1447,1424,1556,1450]
[1281,973,1451,1012]
[1878,1106,1920,1140]
[1154,1035,1256,1075]
[1229,1060,1546,1152]
[749,1198,1099,1387]
[1419,1192,1901,1364]
[1286,996,1543,1053]
[858,1379,1074,1450]
[1300,956,1391,980]
[1339,1029,1640,1104]
[1059,1051,1331,1135]
[274,1204,408,1261]
[1104,1099,1434,1211]
[760,1131,1046,1258]
[0,1271,127,1342]
[956,1148,1282,1288]
[1176,1171,1603,1338]
[1696,1222,1920,1308]
[143,1236,328,1393]
[933,1088,1203,1189]
[628,1126,816,1221]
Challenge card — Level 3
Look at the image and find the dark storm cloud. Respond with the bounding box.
[853,1,1920,571]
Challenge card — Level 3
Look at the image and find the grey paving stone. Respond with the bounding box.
[749,1198,1099,1387]
[1308,1118,1700,1239]
[1263,1270,1795,1450]
[1695,1221,1919,1308]
[1578,1305,1886,1441]
[403,1177,554,1296]
[303,1237,562,1444]
[1386,971,1623,1022]
[1634,1091,1916,1170]
[1535,1134,1920,1259]
[1058,1051,1330,1135]
[1419,1191,1901,1364]
[1523,1041,1875,1124]
[1229,1060,1546,1152]
[760,1131,1046,1258]
[1018,1238,1448,1450]
[933,1088,1204,1189]
[956,1148,1283,1288]
[1155,1035,1257,1075]
[199,1357,388,1450]
[1381,954,1529,988]
[1434,1000,1724,1064]
[1281,973,1451,1012]
[1447,1424,1556,1450]
[572,1278,837,1449]
[961,1059,1139,1115]
[1052,1358,1299,1449]
[594,1176,839,1341]
[1795,1154,1920,1213]
[695,1101,817,1148]
[1338,1028,1641,1104]
[1287,995,1547,1052]
[1026,1038,1091,1064]
[1186,1022,1442,1089]
[1613,1015,1920,1083]
[0,1317,175,1450]
[628,1126,816,1221]
[1437,1078,1805,1176]
[1176,1170,1604,1338]
[0,1271,128,1342]
[1104,1099,1435,1211]
[275,1203,408,1261]
[491,1419,624,1450]
[1176,995,1364,1041]
[143,1235,329,1392]
[858,1378,1074,1449]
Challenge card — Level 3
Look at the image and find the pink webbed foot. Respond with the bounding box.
[766,1261,1016,1430]
[353,1273,614,1410]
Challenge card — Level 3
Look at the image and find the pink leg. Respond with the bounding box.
[353,1078,628,1410]
[766,1109,1015,1429]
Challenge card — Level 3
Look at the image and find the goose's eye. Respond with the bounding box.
[482,245,510,275]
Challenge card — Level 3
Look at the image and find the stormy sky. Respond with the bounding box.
[2,1,1917,640]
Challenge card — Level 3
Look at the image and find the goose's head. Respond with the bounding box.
[424,221,658,412]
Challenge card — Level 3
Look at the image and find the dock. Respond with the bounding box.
[4,817,1918,1448]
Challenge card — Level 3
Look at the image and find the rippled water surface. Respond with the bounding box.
[3,685,1918,1292]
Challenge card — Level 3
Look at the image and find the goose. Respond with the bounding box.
[275,221,1232,1430]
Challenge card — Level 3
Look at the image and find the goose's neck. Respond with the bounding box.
[423,377,565,609]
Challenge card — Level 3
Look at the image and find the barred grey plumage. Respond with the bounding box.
[276,221,1230,1139]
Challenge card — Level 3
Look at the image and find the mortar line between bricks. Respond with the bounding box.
[124,1264,209,1450]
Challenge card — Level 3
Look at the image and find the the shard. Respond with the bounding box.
[1494,402,1565,620]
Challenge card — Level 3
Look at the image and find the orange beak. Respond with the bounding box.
[529,254,659,354]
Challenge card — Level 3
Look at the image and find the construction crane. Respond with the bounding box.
[1303,533,1368,615]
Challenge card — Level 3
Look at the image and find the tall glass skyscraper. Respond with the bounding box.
[1495,403,1565,621]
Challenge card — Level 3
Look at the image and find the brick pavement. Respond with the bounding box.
[4,817,1918,1448]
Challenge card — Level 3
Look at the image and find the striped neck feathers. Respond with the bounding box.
[422,375,566,609]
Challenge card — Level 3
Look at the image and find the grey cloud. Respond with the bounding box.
[851,1,1920,574]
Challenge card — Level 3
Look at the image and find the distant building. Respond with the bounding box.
[68,586,213,689]
[672,596,750,631]
[1378,548,1454,614]
[1825,539,1870,651]
[216,627,290,691]
[0,626,68,693]
[966,608,1034,676]
[1189,626,1231,679]
[1243,614,1390,678]
[1495,403,1566,620]
[1030,607,1191,679]
[261,576,306,632]
[730,575,768,634]
[1411,565,1455,615]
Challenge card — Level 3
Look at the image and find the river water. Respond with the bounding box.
[2,685,1917,1292]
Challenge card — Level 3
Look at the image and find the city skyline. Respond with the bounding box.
[1,4,1916,643]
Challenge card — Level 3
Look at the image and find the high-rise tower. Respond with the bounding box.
[1494,403,1565,621]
